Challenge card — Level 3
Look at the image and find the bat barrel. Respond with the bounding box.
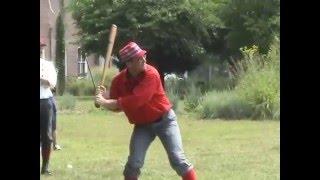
[95,24,118,108]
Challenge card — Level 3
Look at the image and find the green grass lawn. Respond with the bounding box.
[42,99,279,180]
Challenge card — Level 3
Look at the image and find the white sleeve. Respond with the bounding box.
[47,61,57,88]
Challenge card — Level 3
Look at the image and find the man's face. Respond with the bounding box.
[124,55,146,73]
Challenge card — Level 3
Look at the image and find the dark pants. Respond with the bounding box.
[49,97,57,131]
[40,99,53,148]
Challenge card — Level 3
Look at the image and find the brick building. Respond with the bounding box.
[40,0,59,61]
[40,0,100,77]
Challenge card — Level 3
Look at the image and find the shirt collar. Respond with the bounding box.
[124,66,148,82]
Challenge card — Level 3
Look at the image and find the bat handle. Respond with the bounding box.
[94,88,100,108]
[94,101,100,108]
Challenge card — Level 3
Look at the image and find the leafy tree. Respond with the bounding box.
[68,0,227,73]
[219,0,280,55]
[55,0,65,95]
[67,0,279,74]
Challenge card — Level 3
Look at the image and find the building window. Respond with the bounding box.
[77,47,88,77]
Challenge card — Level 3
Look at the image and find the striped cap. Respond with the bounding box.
[119,42,146,62]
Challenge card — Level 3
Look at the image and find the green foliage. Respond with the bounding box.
[219,0,280,54]
[236,70,279,119]
[92,66,119,88]
[197,39,279,120]
[165,78,187,99]
[166,88,180,111]
[55,0,66,95]
[57,93,76,110]
[67,0,227,73]
[66,0,280,120]
[179,53,237,94]
[165,76,204,112]
[67,0,279,74]
[235,40,280,120]
[65,66,119,96]
[66,77,95,96]
[184,83,203,112]
[229,45,264,78]
[208,76,236,91]
[199,90,253,119]
[165,77,187,111]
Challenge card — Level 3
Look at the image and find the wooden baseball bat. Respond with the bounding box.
[95,24,117,108]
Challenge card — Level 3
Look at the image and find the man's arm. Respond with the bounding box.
[95,85,122,112]
[95,93,120,111]
[47,61,57,88]
[40,79,50,87]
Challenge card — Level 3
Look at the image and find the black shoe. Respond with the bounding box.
[41,169,53,175]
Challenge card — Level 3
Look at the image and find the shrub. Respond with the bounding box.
[184,83,203,112]
[165,77,204,112]
[65,66,119,96]
[235,40,280,120]
[272,95,280,120]
[57,93,76,110]
[186,61,237,94]
[236,68,279,119]
[199,90,253,119]
[90,66,119,89]
[206,76,237,91]
[165,78,189,99]
[166,88,180,111]
[66,77,95,96]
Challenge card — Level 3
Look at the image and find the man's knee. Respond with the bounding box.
[168,152,193,176]
[123,159,144,177]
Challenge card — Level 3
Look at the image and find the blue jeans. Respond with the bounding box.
[123,109,193,177]
[40,98,54,147]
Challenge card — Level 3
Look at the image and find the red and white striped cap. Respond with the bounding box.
[119,42,146,62]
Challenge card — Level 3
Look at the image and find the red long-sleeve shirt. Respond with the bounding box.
[110,64,172,124]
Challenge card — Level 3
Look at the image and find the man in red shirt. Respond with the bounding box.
[95,42,197,180]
